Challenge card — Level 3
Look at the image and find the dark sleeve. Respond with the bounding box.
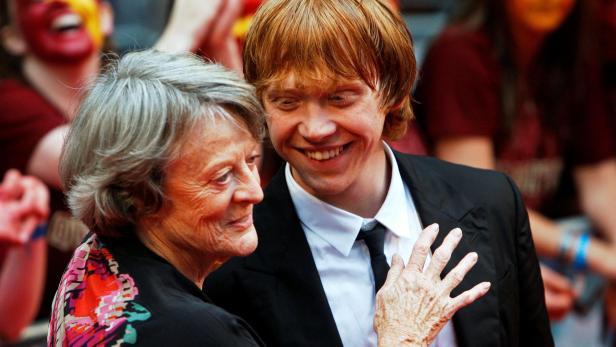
[415,28,501,143]
[505,174,554,346]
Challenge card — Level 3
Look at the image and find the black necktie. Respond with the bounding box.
[356,223,389,292]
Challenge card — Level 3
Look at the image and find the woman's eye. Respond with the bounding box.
[213,171,232,185]
[246,154,261,166]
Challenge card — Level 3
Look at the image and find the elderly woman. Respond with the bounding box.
[49,50,487,347]
[49,49,265,346]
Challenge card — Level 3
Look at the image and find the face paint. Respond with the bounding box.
[507,0,576,34]
[13,0,104,64]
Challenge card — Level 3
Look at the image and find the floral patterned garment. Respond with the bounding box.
[48,234,151,346]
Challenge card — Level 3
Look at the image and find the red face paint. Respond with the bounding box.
[14,0,103,64]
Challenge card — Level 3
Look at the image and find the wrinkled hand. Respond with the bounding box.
[0,170,49,245]
[374,224,491,347]
[540,264,575,321]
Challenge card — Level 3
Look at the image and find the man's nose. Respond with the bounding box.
[297,103,336,142]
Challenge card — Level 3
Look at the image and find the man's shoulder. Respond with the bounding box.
[397,153,510,187]
[395,153,520,210]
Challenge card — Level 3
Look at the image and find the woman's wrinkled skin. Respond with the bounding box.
[374,224,491,347]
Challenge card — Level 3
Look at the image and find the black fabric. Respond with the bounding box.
[97,235,266,347]
[356,223,390,291]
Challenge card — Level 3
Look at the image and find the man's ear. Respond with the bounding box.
[99,1,114,37]
[1,25,27,56]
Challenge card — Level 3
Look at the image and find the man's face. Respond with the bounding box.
[507,0,576,34]
[263,74,387,203]
[12,0,105,63]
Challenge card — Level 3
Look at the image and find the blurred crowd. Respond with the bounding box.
[0,0,614,345]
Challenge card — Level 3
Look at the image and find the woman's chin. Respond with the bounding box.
[235,228,259,256]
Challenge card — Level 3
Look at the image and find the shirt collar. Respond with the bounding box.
[286,143,413,256]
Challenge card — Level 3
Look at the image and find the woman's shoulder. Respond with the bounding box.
[48,234,154,346]
[48,234,263,346]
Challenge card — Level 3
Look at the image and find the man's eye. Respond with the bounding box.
[214,171,232,185]
[273,98,299,110]
[328,92,354,106]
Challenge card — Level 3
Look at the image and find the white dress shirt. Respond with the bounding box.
[286,143,458,347]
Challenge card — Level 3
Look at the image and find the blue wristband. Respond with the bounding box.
[573,233,590,271]
[30,223,47,241]
[558,229,575,264]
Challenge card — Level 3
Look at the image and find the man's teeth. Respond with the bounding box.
[305,146,343,161]
[52,14,82,31]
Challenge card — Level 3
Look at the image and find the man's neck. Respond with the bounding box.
[21,53,100,119]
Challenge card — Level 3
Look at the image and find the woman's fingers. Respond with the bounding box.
[425,228,462,279]
[380,253,404,292]
[407,223,439,272]
[441,252,479,293]
[448,281,491,316]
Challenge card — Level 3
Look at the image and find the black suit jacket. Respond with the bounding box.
[205,153,553,347]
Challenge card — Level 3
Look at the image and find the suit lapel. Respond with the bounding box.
[395,153,501,347]
[247,170,343,346]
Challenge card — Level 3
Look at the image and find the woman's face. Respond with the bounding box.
[507,0,576,34]
[156,116,263,264]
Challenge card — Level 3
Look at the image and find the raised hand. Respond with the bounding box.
[0,170,49,245]
[155,0,244,73]
[374,224,491,347]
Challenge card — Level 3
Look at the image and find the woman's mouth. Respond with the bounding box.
[228,214,254,230]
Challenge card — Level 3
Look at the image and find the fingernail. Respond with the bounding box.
[453,228,462,238]
[470,252,478,262]
[482,282,491,292]
[429,223,439,232]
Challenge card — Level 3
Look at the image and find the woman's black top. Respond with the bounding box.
[48,232,265,346]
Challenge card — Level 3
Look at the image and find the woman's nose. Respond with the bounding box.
[234,169,263,204]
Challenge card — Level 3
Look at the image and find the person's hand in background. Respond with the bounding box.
[155,0,244,73]
[0,170,49,246]
[539,264,576,321]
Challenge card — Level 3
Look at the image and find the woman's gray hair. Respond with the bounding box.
[60,49,265,237]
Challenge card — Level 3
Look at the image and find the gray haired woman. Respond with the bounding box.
[48,50,266,346]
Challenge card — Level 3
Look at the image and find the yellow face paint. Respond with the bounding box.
[47,0,104,48]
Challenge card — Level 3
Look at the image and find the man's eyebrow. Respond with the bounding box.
[265,88,302,96]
